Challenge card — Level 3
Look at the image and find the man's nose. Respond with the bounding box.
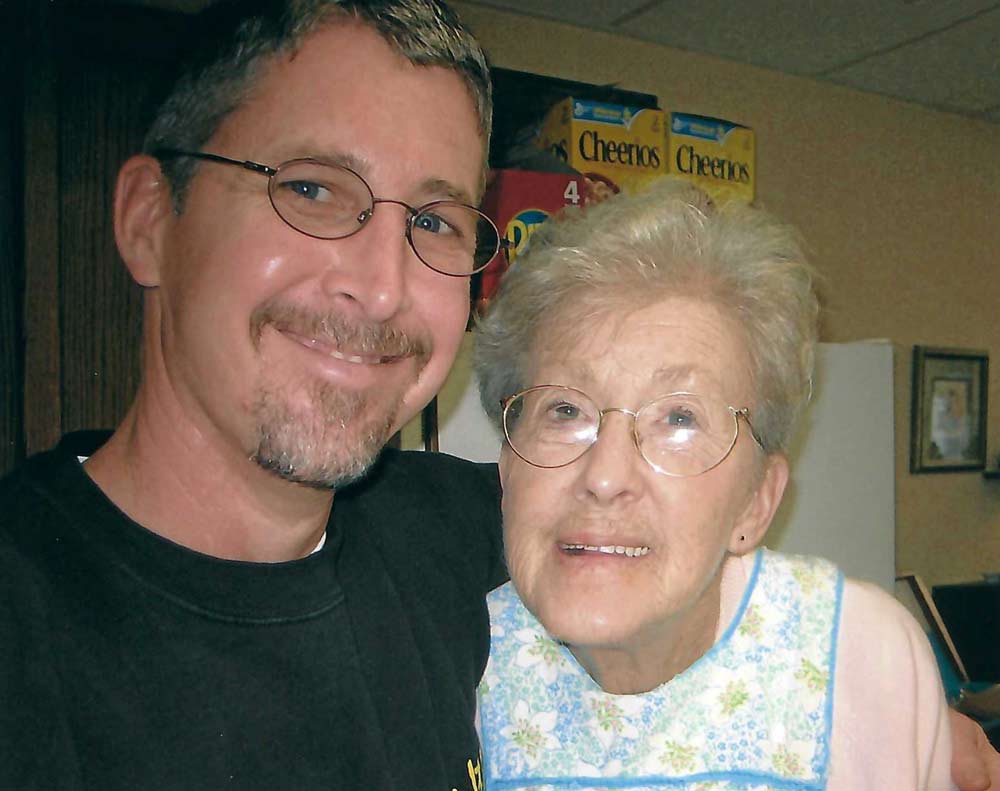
[317,203,413,323]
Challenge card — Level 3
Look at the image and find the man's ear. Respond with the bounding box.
[728,453,789,554]
[114,154,174,288]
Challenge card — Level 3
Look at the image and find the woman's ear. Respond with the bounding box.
[498,443,514,491]
[114,154,174,288]
[729,453,789,554]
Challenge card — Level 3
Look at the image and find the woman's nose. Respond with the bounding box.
[575,410,645,505]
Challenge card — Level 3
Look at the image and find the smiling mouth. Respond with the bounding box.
[282,330,404,365]
[560,543,651,558]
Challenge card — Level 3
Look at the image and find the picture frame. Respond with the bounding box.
[421,396,440,453]
[910,346,989,473]
[895,573,1000,721]
[894,572,969,685]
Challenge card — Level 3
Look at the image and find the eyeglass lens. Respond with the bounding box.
[268,160,500,276]
[503,386,740,476]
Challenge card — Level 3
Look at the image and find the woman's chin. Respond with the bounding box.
[536,605,642,654]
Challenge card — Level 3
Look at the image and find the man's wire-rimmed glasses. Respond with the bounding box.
[153,149,507,277]
[500,385,764,477]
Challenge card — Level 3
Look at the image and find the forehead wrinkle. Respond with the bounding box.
[540,359,598,388]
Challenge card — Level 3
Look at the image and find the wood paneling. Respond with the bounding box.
[15,3,186,465]
[22,0,62,458]
[0,0,26,474]
[57,27,149,435]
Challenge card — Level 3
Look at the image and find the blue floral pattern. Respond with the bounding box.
[478,550,843,790]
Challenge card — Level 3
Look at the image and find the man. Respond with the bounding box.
[0,1,996,789]
[2,2,502,788]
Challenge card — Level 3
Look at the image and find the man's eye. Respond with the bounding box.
[280,180,333,202]
[413,211,457,236]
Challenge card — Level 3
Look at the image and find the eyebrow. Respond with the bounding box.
[273,146,476,206]
[648,364,729,393]
[264,144,362,171]
[649,364,700,387]
[417,177,476,207]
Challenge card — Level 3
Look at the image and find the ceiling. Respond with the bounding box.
[120,0,1000,124]
[461,0,1000,125]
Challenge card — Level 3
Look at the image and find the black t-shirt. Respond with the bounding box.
[0,434,505,790]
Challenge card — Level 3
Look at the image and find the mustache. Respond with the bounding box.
[250,300,430,361]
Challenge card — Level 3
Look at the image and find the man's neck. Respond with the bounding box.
[84,395,334,563]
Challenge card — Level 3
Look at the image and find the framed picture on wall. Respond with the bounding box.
[910,346,989,473]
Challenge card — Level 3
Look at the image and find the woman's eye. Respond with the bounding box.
[554,403,579,418]
[666,407,697,428]
[545,401,582,421]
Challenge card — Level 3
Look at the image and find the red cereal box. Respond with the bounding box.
[475,169,585,314]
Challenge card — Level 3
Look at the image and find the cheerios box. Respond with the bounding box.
[536,97,667,200]
[475,168,585,312]
[668,111,755,203]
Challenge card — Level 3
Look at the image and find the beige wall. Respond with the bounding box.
[455,3,1000,586]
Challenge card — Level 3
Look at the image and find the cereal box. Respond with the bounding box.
[668,112,755,203]
[536,98,667,200]
[475,169,585,312]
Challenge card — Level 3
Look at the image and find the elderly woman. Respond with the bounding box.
[473,178,953,789]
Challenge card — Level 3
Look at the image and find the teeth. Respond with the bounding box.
[330,348,368,364]
[292,333,392,365]
[561,543,650,557]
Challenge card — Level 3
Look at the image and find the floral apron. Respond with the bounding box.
[478,549,843,790]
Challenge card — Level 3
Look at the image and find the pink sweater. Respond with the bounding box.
[719,552,955,790]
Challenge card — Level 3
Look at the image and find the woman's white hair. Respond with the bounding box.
[474,177,819,454]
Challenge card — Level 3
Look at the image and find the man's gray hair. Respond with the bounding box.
[474,178,819,454]
[144,0,492,210]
